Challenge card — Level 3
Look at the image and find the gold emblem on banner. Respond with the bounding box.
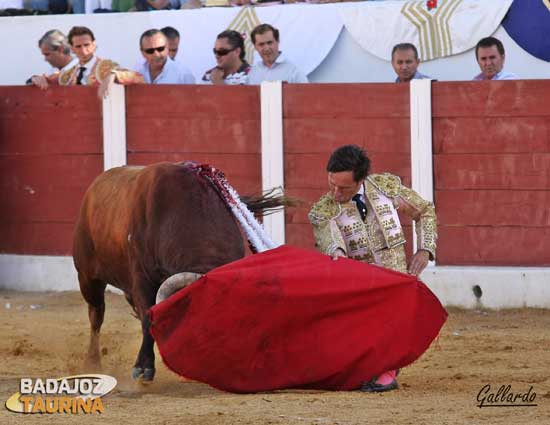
[543,0,550,12]
[401,0,463,61]
[227,7,261,64]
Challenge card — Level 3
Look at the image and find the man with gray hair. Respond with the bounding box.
[28,29,77,87]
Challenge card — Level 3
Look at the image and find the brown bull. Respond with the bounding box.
[73,162,284,381]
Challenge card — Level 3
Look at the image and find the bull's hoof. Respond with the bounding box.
[131,367,155,382]
[143,368,155,381]
[131,367,143,380]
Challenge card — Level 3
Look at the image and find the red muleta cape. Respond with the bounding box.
[149,245,447,393]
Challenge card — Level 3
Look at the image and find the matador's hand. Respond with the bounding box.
[408,250,430,276]
[331,248,347,261]
[98,73,116,100]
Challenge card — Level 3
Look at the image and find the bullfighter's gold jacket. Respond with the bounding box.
[308,173,437,273]
[47,57,144,86]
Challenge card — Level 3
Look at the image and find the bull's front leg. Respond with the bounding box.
[130,273,157,382]
[132,313,156,382]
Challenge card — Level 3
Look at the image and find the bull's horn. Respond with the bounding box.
[156,272,203,304]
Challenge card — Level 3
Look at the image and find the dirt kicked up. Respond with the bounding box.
[1,290,549,425]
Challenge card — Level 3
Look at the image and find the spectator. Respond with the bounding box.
[27,29,77,86]
[202,30,250,85]
[135,29,195,84]
[391,43,431,83]
[247,24,308,84]
[473,36,517,80]
[28,0,68,13]
[135,0,179,11]
[71,0,85,14]
[111,0,135,11]
[180,0,201,8]
[161,26,180,60]
[30,26,144,99]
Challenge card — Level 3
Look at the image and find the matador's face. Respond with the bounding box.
[328,171,362,204]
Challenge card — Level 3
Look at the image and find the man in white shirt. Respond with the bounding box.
[473,37,518,81]
[135,29,195,85]
[247,24,308,85]
[28,29,77,87]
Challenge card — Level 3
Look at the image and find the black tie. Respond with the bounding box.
[352,194,367,221]
[76,67,86,85]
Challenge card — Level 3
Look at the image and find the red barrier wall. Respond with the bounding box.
[0,87,102,255]
[432,80,550,265]
[125,85,262,195]
[1,81,549,266]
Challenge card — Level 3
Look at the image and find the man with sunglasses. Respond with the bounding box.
[135,29,195,85]
[248,24,308,85]
[202,30,250,85]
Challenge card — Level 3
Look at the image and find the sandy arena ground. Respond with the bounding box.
[1,290,549,425]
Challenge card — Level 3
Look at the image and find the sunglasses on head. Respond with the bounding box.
[143,45,166,54]
[213,47,235,56]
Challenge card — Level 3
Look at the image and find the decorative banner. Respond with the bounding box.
[401,0,463,60]
[502,0,550,62]
[227,7,262,65]
[339,0,513,62]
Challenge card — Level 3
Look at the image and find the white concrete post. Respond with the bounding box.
[409,79,434,255]
[102,83,127,171]
[260,81,286,245]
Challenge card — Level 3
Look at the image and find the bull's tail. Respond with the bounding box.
[187,162,300,252]
[240,187,298,216]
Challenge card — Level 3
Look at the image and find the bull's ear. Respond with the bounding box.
[156,272,203,304]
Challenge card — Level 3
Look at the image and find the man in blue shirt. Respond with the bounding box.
[135,29,195,85]
[473,37,517,81]
[391,43,431,83]
[247,24,308,85]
